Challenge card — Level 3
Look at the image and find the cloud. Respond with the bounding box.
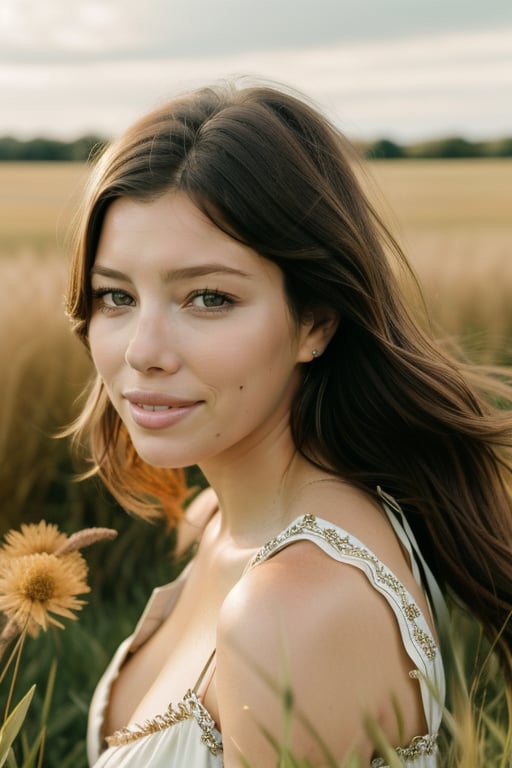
[0,0,157,59]
[3,0,512,62]
[1,27,511,141]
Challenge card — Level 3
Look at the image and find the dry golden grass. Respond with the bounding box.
[369,159,512,231]
[0,250,91,530]
[0,162,87,252]
[362,159,512,363]
[0,163,91,529]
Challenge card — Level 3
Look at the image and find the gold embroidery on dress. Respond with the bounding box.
[371,733,438,766]
[249,514,437,662]
[105,690,223,756]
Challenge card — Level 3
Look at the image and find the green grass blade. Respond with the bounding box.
[0,686,35,767]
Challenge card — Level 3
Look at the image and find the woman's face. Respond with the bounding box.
[88,192,315,469]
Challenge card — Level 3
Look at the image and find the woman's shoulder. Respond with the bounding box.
[218,481,411,679]
[214,497,425,764]
[219,521,390,648]
[218,494,400,648]
[217,479,438,701]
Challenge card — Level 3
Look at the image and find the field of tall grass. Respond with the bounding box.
[365,159,512,364]
[0,158,511,766]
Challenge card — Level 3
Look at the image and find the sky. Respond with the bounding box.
[1,0,512,143]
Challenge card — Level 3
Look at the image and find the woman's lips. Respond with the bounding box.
[123,392,203,429]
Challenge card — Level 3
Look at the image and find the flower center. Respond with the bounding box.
[22,572,56,602]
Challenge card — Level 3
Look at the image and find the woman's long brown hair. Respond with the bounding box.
[66,81,512,656]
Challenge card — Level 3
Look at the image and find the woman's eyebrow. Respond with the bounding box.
[89,264,253,281]
[160,264,253,282]
[90,265,130,280]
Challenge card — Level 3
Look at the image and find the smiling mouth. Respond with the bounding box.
[125,397,201,429]
[138,404,175,411]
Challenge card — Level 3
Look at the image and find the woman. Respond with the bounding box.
[66,81,512,767]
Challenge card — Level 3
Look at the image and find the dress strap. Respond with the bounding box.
[376,487,450,633]
[193,648,217,698]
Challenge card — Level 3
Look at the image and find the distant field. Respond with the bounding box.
[0,162,88,251]
[0,158,511,360]
[368,158,512,231]
[1,157,510,246]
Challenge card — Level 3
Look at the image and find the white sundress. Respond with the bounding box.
[87,488,446,767]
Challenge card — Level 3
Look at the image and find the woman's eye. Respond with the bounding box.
[190,290,232,310]
[92,288,134,309]
[108,290,134,306]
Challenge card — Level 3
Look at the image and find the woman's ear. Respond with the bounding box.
[296,307,340,363]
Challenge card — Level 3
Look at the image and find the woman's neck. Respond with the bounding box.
[198,428,318,548]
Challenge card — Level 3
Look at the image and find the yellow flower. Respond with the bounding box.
[0,521,116,642]
[0,551,90,636]
[0,521,67,559]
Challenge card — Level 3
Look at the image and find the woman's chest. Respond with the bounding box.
[104,553,244,736]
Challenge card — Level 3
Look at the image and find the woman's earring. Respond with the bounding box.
[311,348,319,358]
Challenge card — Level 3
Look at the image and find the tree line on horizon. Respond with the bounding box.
[0,133,511,161]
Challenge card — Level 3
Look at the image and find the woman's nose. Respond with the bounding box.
[124,312,181,374]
